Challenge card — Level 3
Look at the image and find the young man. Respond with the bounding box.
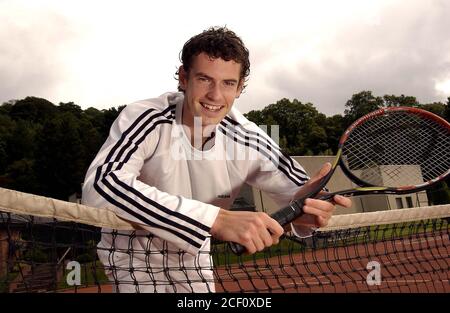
[82,27,351,293]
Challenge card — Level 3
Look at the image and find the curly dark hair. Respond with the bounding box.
[176,26,250,91]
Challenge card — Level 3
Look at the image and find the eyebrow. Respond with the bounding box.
[195,72,239,84]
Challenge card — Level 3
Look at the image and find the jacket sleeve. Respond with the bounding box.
[81,103,219,255]
[242,123,316,238]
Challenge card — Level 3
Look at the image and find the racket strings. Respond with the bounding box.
[358,116,446,184]
[341,111,450,187]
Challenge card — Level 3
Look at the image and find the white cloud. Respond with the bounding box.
[435,79,450,97]
[1,0,449,115]
[238,0,450,115]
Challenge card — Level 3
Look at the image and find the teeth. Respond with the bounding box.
[201,103,222,112]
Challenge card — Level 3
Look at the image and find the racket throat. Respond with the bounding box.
[319,187,391,200]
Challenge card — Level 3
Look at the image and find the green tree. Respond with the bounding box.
[0,114,15,173]
[58,102,83,117]
[9,97,57,123]
[0,140,7,174]
[244,109,266,126]
[383,94,419,107]
[35,113,86,199]
[0,96,123,199]
[444,97,450,122]
[83,106,125,139]
[420,102,447,117]
[324,114,346,154]
[6,119,40,164]
[428,182,450,205]
[4,158,39,194]
[0,100,15,115]
[245,98,329,155]
[344,91,384,125]
[78,116,103,165]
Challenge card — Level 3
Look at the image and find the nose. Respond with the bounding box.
[206,82,222,101]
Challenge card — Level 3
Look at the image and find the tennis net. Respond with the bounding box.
[0,187,448,293]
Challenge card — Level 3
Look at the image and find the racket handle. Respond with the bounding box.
[270,200,305,226]
[229,241,246,255]
[229,201,305,255]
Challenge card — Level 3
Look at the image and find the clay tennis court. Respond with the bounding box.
[61,228,448,293]
[213,233,449,293]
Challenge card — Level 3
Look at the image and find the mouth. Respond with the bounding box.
[200,102,224,113]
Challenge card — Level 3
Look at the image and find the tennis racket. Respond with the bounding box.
[230,106,450,255]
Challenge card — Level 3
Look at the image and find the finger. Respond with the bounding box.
[238,229,261,255]
[244,242,257,255]
[238,233,257,255]
[266,228,282,246]
[316,190,330,197]
[304,198,336,213]
[271,234,280,246]
[303,204,333,220]
[333,195,352,208]
[293,163,332,200]
[253,235,266,252]
[254,238,266,251]
[315,215,330,228]
[260,229,274,249]
[267,219,284,237]
[308,162,332,184]
[264,216,284,247]
[253,219,274,249]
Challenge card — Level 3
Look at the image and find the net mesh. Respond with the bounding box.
[1,187,449,293]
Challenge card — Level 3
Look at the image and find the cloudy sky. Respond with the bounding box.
[1,0,449,116]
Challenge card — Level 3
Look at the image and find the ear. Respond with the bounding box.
[178,66,188,91]
[235,80,244,99]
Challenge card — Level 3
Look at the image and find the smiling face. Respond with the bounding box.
[179,52,244,132]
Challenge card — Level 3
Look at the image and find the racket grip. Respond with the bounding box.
[229,201,305,256]
[229,241,246,255]
[270,200,304,226]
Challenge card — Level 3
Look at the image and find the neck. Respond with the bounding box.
[182,106,215,149]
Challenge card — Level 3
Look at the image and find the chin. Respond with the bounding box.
[202,118,221,127]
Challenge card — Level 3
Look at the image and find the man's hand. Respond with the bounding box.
[292,162,352,228]
[210,209,284,255]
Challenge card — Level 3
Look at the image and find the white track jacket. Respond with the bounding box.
[82,92,311,292]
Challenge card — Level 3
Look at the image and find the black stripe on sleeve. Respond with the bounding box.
[93,105,211,244]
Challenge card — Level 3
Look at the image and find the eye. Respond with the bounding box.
[198,76,210,82]
[224,81,236,87]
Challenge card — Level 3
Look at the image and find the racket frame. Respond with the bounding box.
[328,106,450,199]
[230,106,450,255]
